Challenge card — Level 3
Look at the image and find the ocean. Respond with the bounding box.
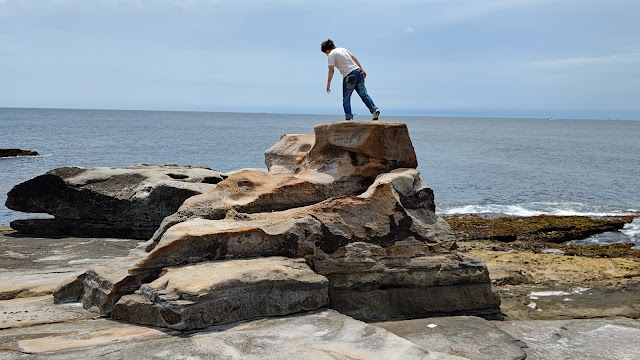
[2,108,639,246]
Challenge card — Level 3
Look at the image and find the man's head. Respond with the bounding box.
[321,39,335,55]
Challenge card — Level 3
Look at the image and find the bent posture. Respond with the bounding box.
[321,39,380,121]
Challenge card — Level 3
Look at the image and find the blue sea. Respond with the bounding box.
[2,108,639,246]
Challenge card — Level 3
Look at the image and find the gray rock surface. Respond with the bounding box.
[111,257,329,330]
[494,317,640,360]
[6,164,226,239]
[0,309,465,359]
[376,316,527,360]
[0,226,140,300]
[0,295,95,329]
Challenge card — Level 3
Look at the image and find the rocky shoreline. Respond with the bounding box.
[444,214,640,323]
[2,122,639,359]
[2,216,639,358]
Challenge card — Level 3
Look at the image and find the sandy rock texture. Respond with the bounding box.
[6,164,226,239]
[54,121,500,329]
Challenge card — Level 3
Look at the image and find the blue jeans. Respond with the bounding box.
[342,69,377,120]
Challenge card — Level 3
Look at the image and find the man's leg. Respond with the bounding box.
[342,73,357,120]
[354,74,378,114]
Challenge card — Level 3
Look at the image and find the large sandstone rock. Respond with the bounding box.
[54,121,500,329]
[111,257,329,330]
[6,164,226,239]
[149,122,419,244]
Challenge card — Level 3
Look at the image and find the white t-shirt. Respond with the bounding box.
[327,48,360,77]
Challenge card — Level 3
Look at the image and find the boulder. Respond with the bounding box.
[111,257,329,330]
[54,121,500,329]
[6,164,227,239]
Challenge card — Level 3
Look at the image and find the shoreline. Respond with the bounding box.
[2,213,639,320]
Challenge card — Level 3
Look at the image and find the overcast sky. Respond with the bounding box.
[1,0,639,119]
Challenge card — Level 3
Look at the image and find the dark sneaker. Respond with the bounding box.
[372,109,380,121]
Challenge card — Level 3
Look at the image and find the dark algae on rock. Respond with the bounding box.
[0,148,38,157]
[445,214,635,243]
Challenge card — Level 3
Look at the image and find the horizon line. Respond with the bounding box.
[0,106,638,122]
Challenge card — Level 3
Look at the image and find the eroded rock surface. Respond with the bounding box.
[0,310,466,359]
[54,121,500,329]
[6,164,226,239]
[112,257,329,330]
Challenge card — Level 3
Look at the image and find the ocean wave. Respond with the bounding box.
[439,202,640,217]
[0,153,53,160]
[622,218,640,238]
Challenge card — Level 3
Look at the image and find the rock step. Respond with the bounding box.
[111,257,329,330]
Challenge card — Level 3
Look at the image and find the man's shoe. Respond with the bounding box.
[372,109,380,121]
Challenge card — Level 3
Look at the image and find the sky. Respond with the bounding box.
[1,0,639,119]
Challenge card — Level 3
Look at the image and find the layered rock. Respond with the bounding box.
[6,164,227,239]
[54,121,500,329]
[111,257,329,330]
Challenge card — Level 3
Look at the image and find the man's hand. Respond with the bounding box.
[361,69,367,78]
[327,65,334,95]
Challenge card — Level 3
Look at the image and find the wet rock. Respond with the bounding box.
[0,148,39,157]
[6,164,226,239]
[444,214,636,244]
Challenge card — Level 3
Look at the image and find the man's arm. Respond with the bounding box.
[326,65,335,93]
[351,55,367,78]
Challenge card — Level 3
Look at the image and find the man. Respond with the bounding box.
[321,39,380,121]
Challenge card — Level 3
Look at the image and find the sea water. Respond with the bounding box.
[2,108,639,246]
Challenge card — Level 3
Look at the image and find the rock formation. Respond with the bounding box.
[6,164,227,239]
[53,121,500,330]
[0,148,39,157]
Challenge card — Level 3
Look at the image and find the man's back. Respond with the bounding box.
[328,48,359,77]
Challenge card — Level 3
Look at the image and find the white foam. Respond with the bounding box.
[529,287,590,297]
[530,291,570,297]
[440,202,639,217]
[621,218,640,238]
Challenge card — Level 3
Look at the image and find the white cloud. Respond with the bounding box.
[403,26,414,33]
[417,0,556,26]
[534,52,640,69]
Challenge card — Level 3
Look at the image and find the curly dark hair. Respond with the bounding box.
[321,39,336,53]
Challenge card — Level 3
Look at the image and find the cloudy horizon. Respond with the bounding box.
[1,0,639,120]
